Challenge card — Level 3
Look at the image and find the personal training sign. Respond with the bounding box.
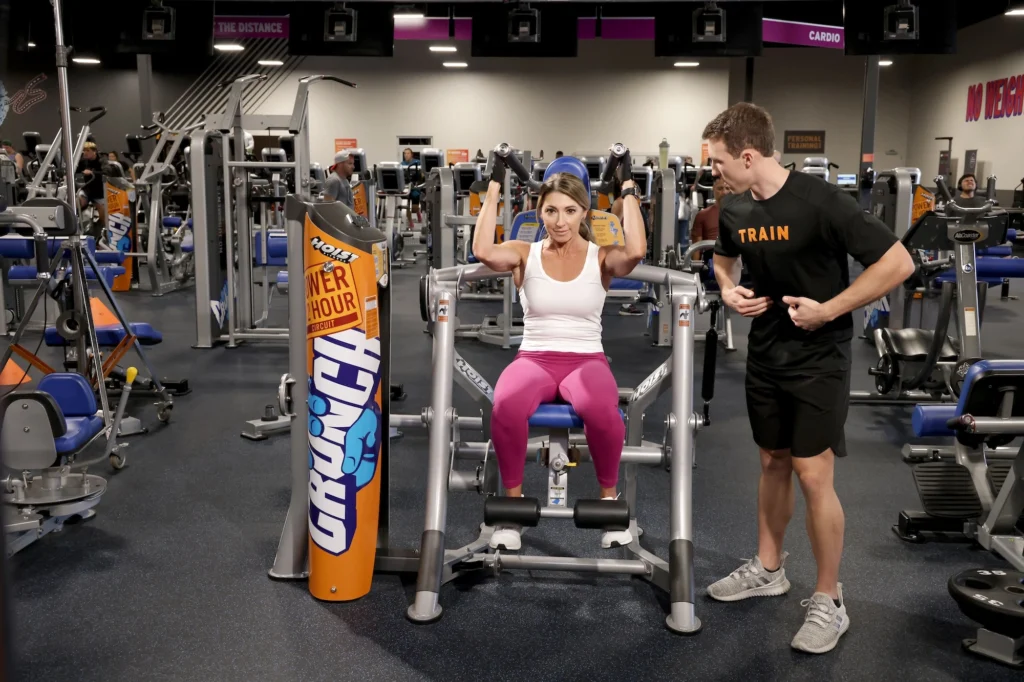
[966,72,1024,122]
[214,16,289,39]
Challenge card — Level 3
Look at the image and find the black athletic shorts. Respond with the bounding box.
[744,361,850,458]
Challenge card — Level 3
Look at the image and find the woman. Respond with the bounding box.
[471,155,647,551]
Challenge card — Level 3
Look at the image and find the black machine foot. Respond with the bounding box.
[893,509,970,543]
[159,378,191,396]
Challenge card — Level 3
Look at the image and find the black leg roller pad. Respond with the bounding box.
[484,496,541,527]
[573,498,629,531]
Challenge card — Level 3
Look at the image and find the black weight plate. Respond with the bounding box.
[949,568,1024,637]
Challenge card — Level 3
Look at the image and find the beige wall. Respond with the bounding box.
[905,14,1024,190]
[253,40,731,169]
[752,48,913,179]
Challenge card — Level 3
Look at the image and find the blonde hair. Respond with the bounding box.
[536,173,593,242]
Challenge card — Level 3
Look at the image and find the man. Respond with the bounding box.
[76,141,107,239]
[703,103,914,654]
[324,150,355,210]
[1,140,24,177]
[690,178,729,254]
[956,173,987,208]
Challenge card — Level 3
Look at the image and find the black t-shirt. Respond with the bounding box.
[714,171,898,374]
[956,194,988,209]
[76,156,104,200]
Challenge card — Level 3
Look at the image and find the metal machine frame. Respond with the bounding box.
[268,255,710,631]
[190,74,354,348]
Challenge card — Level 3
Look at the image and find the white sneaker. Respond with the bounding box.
[489,525,522,551]
[601,529,633,548]
[791,583,850,654]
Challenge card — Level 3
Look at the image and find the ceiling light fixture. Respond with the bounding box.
[674,61,700,67]
[258,60,285,67]
[430,45,457,52]
[443,62,468,68]
[214,43,245,52]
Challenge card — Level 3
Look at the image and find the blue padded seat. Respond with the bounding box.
[912,404,958,438]
[9,264,124,286]
[44,322,163,347]
[528,403,625,430]
[912,359,1024,438]
[0,236,96,258]
[978,246,1013,257]
[36,373,103,454]
[163,217,182,228]
[610,278,644,290]
[94,249,126,264]
[253,232,288,266]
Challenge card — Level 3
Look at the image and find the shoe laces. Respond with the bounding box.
[728,558,761,581]
[800,596,835,629]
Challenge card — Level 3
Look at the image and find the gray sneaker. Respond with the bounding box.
[707,552,791,602]
[791,583,850,654]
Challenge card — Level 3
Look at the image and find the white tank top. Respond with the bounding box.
[519,240,606,353]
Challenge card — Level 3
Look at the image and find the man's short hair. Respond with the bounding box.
[702,103,775,160]
[83,142,98,151]
[0,140,12,148]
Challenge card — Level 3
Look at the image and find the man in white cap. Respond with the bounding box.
[324,150,355,209]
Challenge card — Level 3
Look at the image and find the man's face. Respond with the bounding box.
[961,176,977,194]
[707,138,754,193]
[83,147,97,160]
[342,157,356,176]
[1,144,13,155]
[713,181,730,203]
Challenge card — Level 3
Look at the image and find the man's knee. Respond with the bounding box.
[792,450,835,496]
[760,448,792,474]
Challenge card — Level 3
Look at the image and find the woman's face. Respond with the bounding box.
[540,191,585,245]
[108,152,118,161]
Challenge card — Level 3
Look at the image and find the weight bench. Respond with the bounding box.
[914,358,1024,668]
[1,373,117,556]
[896,359,1024,546]
[42,321,188,397]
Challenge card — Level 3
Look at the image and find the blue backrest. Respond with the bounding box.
[36,373,97,418]
[956,359,1024,419]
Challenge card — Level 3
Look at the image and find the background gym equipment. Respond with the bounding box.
[190,74,355,348]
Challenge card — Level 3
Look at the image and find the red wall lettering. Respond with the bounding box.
[969,72,1024,122]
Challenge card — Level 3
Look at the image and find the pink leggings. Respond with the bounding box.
[491,351,624,489]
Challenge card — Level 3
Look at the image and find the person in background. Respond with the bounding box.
[401,147,423,227]
[323,150,355,210]
[76,141,107,239]
[555,151,564,159]
[1,140,24,177]
[690,178,730,258]
[956,173,987,208]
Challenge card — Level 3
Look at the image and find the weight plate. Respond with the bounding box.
[874,354,896,395]
[55,310,86,342]
[949,568,1024,637]
[951,357,983,398]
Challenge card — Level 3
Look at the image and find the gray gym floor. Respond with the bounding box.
[9,265,1024,682]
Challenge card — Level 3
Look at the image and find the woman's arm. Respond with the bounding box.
[601,180,647,277]
[470,180,526,272]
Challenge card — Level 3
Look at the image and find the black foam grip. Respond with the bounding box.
[935,176,954,203]
[33,235,48,275]
[573,499,629,530]
[701,322,718,403]
[669,538,695,604]
[484,496,541,527]
[414,530,446,594]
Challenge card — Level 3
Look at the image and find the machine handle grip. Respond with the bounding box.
[985,176,997,202]
[304,75,358,89]
[494,143,540,192]
[220,74,268,89]
[33,234,50,277]
[934,175,954,203]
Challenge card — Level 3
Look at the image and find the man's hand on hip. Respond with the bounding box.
[782,296,832,331]
[723,286,773,318]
